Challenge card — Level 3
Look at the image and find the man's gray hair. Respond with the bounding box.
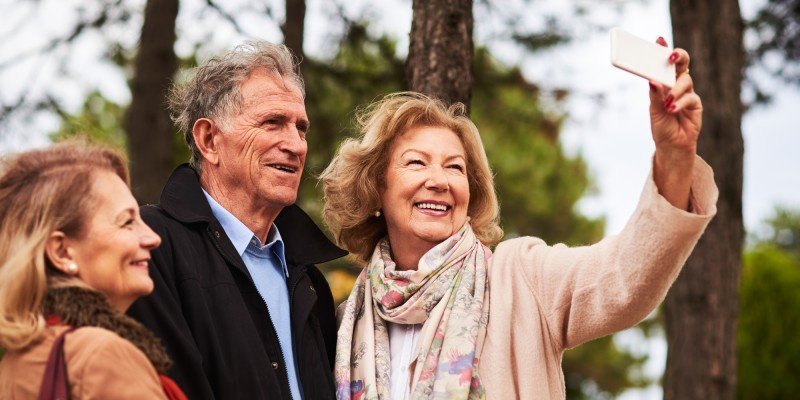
[169,40,305,169]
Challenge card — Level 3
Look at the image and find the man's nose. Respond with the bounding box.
[280,126,308,156]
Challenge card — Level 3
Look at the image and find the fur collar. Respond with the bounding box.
[42,286,172,374]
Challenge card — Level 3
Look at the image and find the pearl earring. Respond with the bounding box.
[66,263,78,275]
[374,210,381,217]
[466,216,472,222]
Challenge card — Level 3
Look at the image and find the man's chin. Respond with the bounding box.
[260,190,299,208]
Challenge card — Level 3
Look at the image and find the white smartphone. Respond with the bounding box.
[610,27,676,87]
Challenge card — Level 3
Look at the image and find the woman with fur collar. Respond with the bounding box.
[0,142,186,400]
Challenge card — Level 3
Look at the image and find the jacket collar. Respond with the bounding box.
[43,287,172,374]
[158,164,347,266]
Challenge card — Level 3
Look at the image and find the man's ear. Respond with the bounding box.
[44,231,76,275]
[193,118,221,165]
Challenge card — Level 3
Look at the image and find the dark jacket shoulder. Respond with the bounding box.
[129,164,346,400]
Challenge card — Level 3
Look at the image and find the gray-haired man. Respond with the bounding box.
[128,41,346,400]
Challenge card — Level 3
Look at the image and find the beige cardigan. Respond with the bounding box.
[478,156,717,399]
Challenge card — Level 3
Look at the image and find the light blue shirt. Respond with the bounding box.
[202,190,302,400]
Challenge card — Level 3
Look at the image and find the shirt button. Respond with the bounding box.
[309,285,316,292]
[214,230,221,239]
[272,361,279,370]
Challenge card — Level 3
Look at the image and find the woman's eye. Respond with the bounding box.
[407,159,424,166]
[448,164,465,172]
[122,219,135,228]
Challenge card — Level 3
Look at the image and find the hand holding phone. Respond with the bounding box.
[610,28,675,87]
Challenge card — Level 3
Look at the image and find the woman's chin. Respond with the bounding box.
[128,275,155,298]
[411,227,455,245]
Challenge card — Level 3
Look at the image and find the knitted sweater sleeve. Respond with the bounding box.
[497,155,718,350]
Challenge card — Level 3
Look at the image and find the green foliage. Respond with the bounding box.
[745,0,800,104]
[298,23,405,218]
[50,90,190,168]
[471,48,604,245]
[51,91,128,149]
[748,0,800,86]
[738,209,800,399]
[761,206,800,256]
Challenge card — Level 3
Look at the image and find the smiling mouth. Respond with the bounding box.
[415,202,452,212]
[130,259,150,268]
[266,164,298,173]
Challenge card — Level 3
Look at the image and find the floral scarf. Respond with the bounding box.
[335,223,491,399]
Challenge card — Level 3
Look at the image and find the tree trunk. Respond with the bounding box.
[282,0,306,63]
[282,0,306,204]
[663,0,745,399]
[124,0,179,204]
[405,0,473,111]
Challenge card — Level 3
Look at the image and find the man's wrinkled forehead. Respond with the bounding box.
[239,70,305,107]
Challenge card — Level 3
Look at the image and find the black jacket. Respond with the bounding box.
[127,165,347,400]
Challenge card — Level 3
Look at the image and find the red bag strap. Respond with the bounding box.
[38,327,76,400]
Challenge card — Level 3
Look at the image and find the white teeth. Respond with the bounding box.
[270,164,295,172]
[416,202,449,211]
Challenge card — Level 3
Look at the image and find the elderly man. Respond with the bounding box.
[128,41,346,400]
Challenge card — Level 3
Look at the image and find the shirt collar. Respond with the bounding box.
[202,190,289,277]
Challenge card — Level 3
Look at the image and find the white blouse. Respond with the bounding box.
[387,322,423,400]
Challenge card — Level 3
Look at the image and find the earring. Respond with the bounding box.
[374,210,382,217]
[466,216,472,222]
[66,263,78,275]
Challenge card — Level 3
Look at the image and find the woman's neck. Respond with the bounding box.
[386,234,437,271]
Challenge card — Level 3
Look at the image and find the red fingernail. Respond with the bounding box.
[663,94,674,108]
[649,82,657,92]
[656,37,668,47]
[669,52,678,62]
[669,104,677,113]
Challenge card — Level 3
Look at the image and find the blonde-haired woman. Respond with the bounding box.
[0,142,186,399]
[323,45,719,399]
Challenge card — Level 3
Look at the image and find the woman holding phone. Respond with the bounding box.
[323,41,716,399]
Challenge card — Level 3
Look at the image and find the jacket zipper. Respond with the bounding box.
[257,282,295,400]
[208,228,296,399]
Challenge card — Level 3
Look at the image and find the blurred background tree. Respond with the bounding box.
[746,0,800,103]
[663,0,745,398]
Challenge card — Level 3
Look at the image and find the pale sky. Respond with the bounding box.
[1,0,797,398]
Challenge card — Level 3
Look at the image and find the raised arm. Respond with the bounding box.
[493,39,712,346]
[650,38,702,211]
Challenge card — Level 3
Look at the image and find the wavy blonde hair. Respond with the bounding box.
[0,141,129,350]
[321,92,503,262]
